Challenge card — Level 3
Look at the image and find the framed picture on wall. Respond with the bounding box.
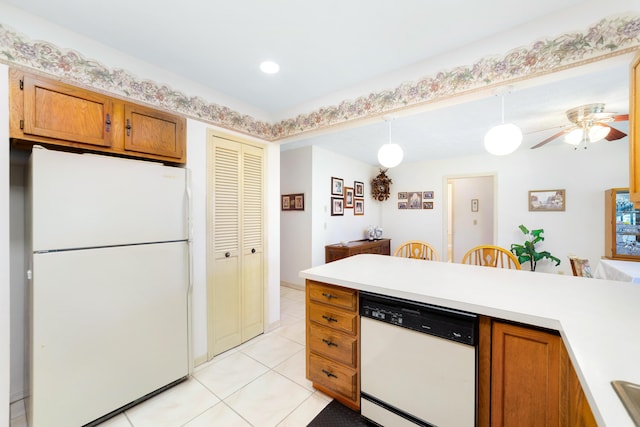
[354,181,364,197]
[423,201,434,209]
[344,187,354,208]
[423,191,434,199]
[331,197,344,215]
[528,189,565,211]
[354,198,364,215]
[331,177,344,196]
[408,191,422,209]
[281,193,304,211]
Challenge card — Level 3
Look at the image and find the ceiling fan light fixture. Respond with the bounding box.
[378,119,403,168]
[564,128,584,145]
[484,123,523,156]
[588,124,610,142]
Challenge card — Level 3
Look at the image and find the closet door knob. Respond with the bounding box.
[251,248,256,254]
[225,252,230,258]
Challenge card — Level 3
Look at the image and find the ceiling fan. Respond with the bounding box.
[530,103,628,149]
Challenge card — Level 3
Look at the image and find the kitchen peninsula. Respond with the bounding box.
[300,254,640,426]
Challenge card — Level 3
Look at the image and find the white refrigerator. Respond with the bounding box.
[27,147,190,427]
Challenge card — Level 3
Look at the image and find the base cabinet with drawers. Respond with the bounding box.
[305,280,360,410]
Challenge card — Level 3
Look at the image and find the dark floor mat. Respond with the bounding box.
[307,400,375,426]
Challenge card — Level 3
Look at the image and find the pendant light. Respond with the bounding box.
[378,119,404,168]
[484,90,522,156]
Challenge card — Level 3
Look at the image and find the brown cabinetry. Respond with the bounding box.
[486,321,596,427]
[305,280,360,410]
[9,69,186,164]
[606,188,640,260]
[630,52,640,205]
[325,238,390,263]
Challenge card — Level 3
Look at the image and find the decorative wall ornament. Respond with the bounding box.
[371,169,392,201]
[0,14,639,141]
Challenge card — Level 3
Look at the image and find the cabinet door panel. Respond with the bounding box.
[124,104,185,159]
[492,322,561,427]
[23,75,113,147]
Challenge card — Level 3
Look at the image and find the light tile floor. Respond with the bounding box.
[10,286,331,427]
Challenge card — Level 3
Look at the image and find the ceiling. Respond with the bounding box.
[2,0,633,165]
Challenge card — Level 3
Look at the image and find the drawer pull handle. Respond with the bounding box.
[322,292,337,300]
[322,369,337,379]
[322,338,338,347]
[322,315,338,323]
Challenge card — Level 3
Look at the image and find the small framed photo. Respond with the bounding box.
[423,191,434,199]
[331,197,344,216]
[354,198,364,215]
[471,198,479,212]
[423,201,434,210]
[529,189,565,212]
[331,177,344,196]
[398,192,408,200]
[354,181,364,197]
[408,191,422,209]
[398,201,408,209]
[281,193,304,211]
[281,195,290,210]
[344,187,354,208]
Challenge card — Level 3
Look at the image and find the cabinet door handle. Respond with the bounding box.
[251,248,256,254]
[126,119,131,136]
[322,315,338,323]
[322,292,337,300]
[321,369,337,379]
[225,252,230,258]
[322,338,338,347]
[105,113,111,132]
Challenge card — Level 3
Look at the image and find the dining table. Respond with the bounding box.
[594,258,640,283]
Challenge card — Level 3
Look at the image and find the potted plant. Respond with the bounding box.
[510,225,561,271]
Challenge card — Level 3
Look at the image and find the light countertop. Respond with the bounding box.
[300,254,640,426]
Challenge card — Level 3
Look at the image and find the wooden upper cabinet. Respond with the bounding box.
[19,73,113,148]
[124,103,186,160]
[10,69,187,164]
[630,52,640,205]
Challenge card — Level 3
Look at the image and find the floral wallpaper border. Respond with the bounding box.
[1,14,640,142]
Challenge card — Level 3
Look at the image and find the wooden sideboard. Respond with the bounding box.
[325,239,391,263]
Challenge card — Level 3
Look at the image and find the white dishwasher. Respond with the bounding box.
[360,292,478,427]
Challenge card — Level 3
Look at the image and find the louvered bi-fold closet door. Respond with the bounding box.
[241,144,264,342]
[207,135,264,357]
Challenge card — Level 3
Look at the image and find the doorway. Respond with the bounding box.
[446,175,495,262]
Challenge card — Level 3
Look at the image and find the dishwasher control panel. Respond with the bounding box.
[360,291,477,346]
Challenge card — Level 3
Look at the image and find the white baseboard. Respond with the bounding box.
[280,281,304,291]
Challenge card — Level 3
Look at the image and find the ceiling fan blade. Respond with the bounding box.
[604,125,627,141]
[530,129,568,149]
[611,114,629,122]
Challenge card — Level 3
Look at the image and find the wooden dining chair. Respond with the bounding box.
[393,240,440,261]
[461,245,521,270]
[568,256,593,278]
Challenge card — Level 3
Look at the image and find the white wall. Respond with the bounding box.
[1,64,11,427]
[280,146,381,285]
[311,146,382,268]
[451,176,495,262]
[280,147,313,286]
[381,139,629,274]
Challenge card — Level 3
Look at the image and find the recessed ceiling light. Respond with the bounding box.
[260,61,280,74]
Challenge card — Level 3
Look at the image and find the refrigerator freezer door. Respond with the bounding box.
[29,242,189,427]
[30,148,187,252]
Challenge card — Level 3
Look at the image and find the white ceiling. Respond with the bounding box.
[2,0,633,164]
